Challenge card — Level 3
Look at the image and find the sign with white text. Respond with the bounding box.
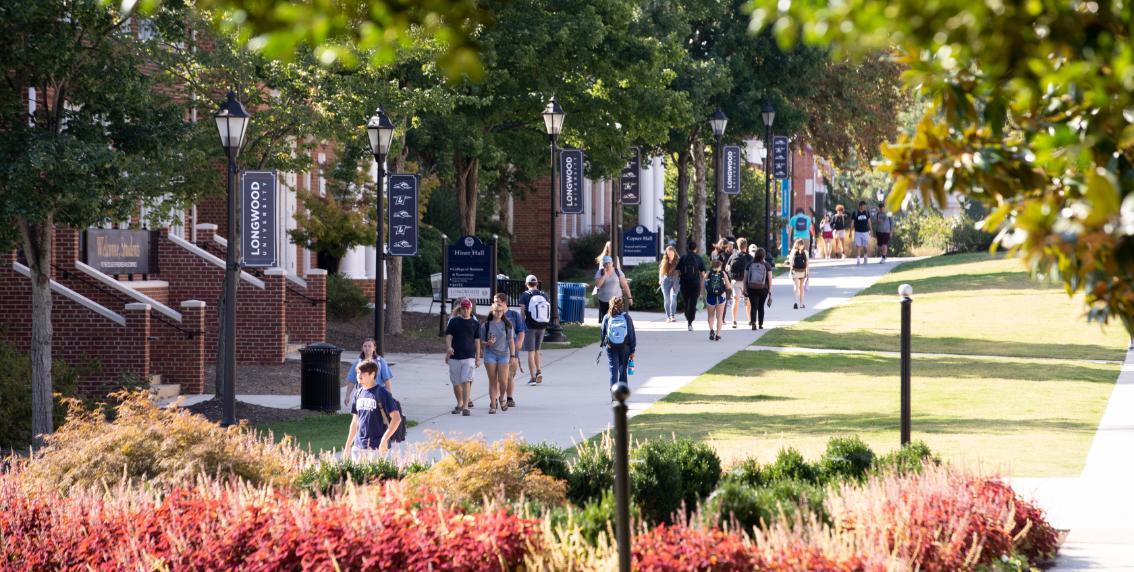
[83,229,154,274]
[723,145,741,195]
[241,171,277,267]
[446,235,492,299]
[620,148,640,205]
[621,225,658,266]
[560,148,585,214]
[387,174,419,256]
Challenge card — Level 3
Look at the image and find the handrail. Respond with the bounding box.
[198,240,325,305]
[52,263,200,339]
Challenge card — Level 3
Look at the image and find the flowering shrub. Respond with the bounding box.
[410,433,566,507]
[0,475,540,570]
[632,524,755,571]
[21,391,305,493]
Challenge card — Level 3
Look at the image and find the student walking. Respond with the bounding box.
[788,208,813,255]
[704,259,732,340]
[343,338,393,407]
[594,255,633,318]
[519,275,551,385]
[831,205,849,259]
[658,245,680,322]
[343,360,403,460]
[874,206,893,263]
[819,214,833,259]
[599,296,637,390]
[480,301,517,414]
[676,240,707,331]
[726,238,753,328]
[852,201,872,265]
[493,292,526,408]
[744,247,774,329]
[789,239,811,308]
[444,298,480,416]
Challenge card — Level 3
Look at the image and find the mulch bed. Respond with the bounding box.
[184,397,320,426]
[326,311,448,355]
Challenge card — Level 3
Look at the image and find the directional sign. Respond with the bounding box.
[723,145,741,195]
[560,148,585,214]
[387,174,419,256]
[620,148,640,205]
[621,225,658,266]
[772,136,790,179]
[241,170,277,267]
[446,235,492,299]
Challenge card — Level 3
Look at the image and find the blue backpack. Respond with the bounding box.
[606,314,629,347]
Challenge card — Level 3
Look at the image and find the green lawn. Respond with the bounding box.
[630,253,1128,477]
[560,323,601,348]
[259,414,418,454]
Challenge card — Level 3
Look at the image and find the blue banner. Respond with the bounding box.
[446,235,492,299]
[723,145,741,195]
[560,148,585,214]
[241,171,277,268]
[387,174,419,256]
[621,225,658,266]
[780,178,791,257]
[620,148,640,205]
[772,136,790,179]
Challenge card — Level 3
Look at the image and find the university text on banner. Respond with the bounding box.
[723,145,741,195]
[560,148,585,214]
[241,171,277,268]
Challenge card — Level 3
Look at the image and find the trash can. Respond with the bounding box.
[299,342,343,412]
[558,282,586,324]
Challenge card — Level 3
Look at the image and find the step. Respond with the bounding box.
[150,383,181,400]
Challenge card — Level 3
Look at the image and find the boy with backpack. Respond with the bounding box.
[725,237,753,328]
[788,208,813,255]
[343,360,404,460]
[599,296,637,390]
[789,238,810,308]
[519,274,551,385]
[675,240,707,331]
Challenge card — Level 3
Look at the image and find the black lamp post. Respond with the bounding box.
[366,107,396,356]
[213,91,250,428]
[542,97,567,344]
[761,101,775,251]
[709,108,728,245]
[612,381,632,572]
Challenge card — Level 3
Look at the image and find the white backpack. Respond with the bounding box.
[528,292,551,325]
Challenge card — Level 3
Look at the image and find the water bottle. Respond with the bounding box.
[628,358,635,376]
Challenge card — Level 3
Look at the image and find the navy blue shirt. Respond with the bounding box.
[351,384,398,450]
[445,315,480,360]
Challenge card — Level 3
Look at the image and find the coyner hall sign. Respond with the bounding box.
[241,171,278,268]
[83,229,154,274]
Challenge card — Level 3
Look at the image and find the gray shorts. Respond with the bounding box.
[448,358,475,385]
[523,328,545,351]
[854,232,871,248]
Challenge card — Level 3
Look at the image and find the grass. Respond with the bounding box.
[630,253,1128,477]
[260,414,419,454]
[559,323,601,348]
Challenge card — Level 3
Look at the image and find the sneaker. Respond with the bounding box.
[527,377,538,386]
[451,406,461,415]
[793,302,798,309]
[732,321,738,329]
[467,400,474,408]
[709,331,715,341]
[507,397,516,408]
[801,304,806,308]
[688,323,694,332]
[462,408,471,416]
[759,325,764,330]
[536,370,543,384]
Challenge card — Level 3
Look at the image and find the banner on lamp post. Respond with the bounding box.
[723,145,741,195]
[560,148,585,214]
[387,174,419,256]
[620,148,640,205]
[241,171,277,268]
[772,136,790,179]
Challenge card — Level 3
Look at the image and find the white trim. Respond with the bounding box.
[167,234,266,289]
[264,268,286,276]
[195,223,218,231]
[12,262,126,326]
[75,261,183,322]
[125,302,151,312]
[286,273,307,288]
[307,268,327,276]
[180,300,206,309]
[212,235,227,247]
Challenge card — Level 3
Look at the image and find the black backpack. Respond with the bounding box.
[832,214,846,230]
[679,253,702,284]
[792,250,807,270]
[794,217,808,232]
[377,393,407,443]
[727,252,750,281]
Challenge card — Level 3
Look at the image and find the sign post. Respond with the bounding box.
[723,145,741,195]
[446,235,493,300]
[387,174,419,256]
[241,171,277,268]
[621,225,658,267]
[560,149,585,214]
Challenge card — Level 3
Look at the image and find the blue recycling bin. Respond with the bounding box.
[557,282,586,324]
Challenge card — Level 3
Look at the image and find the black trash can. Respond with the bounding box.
[299,342,343,412]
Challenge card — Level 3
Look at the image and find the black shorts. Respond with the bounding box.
[876,232,891,246]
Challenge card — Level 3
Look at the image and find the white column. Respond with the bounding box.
[340,245,366,278]
[284,172,298,275]
[638,161,652,229]
[652,156,665,238]
[596,177,606,231]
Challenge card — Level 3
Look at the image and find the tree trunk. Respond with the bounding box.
[19,217,54,446]
[675,150,690,256]
[720,193,732,239]
[692,136,707,255]
[454,152,479,236]
[497,191,513,237]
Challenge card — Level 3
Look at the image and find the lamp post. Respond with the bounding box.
[709,109,727,245]
[542,97,567,344]
[611,381,632,572]
[899,283,913,445]
[213,91,250,428]
[761,101,775,251]
[366,107,396,356]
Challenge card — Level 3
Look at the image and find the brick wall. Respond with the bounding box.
[286,270,326,345]
[0,251,151,397]
[511,176,569,281]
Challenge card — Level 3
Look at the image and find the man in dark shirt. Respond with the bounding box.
[852,200,872,265]
[445,298,480,415]
[344,360,402,459]
[675,240,706,331]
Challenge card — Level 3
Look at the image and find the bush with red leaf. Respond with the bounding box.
[632,524,755,571]
[0,475,540,571]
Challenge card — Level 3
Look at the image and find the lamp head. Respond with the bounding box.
[366,106,396,157]
[709,108,728,137]
[542,96,565,137]
[214,91,250,152]
[761,100,776,128]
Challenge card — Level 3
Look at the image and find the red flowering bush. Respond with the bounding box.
[0,475,540,570]
[632,524,755,571]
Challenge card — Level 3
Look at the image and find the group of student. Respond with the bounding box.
[788,201,894,264]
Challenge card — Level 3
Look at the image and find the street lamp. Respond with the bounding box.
[709,108,728,246]
[761,100,775,251]
[542,96,567,344]
[611,381,632,572]
[366,107,396,356]
[213,91,250,428]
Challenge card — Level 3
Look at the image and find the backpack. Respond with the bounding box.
[705,271,726,296]
[792,250,807,270]
[832,214,846,230]
[794,216,808,232]
[727,252,750,281]
[679,253,702,284]
[605,313,629,347]
[745,262,767,289]
[376,392,407,443]
[527,292,551,326]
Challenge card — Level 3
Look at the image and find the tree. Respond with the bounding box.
[0,1,198,443]
[751,0,1134,332]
